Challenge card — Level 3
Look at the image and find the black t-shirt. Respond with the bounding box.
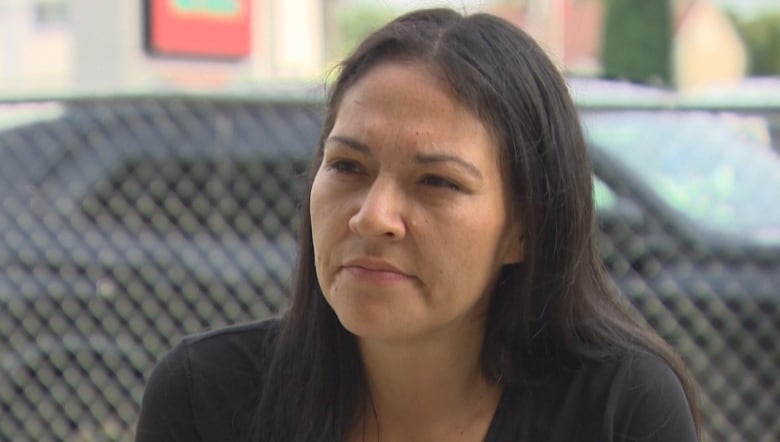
[134,319,698,442]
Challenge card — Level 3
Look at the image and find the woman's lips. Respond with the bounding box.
[342,258,413,284]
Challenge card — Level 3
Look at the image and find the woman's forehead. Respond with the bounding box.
[330,63,493,152]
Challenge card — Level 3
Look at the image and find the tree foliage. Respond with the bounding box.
[601,0,673,86]
[336,4,399,58]
[729,12,780,76]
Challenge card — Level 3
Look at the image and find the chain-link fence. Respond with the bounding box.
[0,96,778,441]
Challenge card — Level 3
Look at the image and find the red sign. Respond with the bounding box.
[146,0,251,59]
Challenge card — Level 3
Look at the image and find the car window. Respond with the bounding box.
[582,110,780,244]
[79,158,305,238]
[593,176,617,211]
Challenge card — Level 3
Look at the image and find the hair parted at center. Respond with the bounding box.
[248,8,700,442]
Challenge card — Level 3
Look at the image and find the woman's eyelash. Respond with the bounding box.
[326,161,461,192]
[328,160,362,174]
[421,175,461,191]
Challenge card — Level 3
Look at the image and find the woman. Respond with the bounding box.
[135,8,700,442]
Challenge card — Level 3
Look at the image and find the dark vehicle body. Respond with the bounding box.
[580,101,780,441]
[0,96,777,441]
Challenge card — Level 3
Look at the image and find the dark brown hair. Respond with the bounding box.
[249,8,700,441]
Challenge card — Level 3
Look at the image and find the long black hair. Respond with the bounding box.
[249,8,700,441]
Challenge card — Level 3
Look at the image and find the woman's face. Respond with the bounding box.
[310,61,522,344]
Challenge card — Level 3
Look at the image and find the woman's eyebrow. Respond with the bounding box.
[415,154,483,180]
[325,135,371,155]
[325,135,482,181]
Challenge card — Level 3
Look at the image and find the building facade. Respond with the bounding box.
[0,0,326,97]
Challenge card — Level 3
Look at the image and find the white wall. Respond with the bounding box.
[0,0,73,97]
[0,0,326,97]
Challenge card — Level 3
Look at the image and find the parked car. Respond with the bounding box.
[0,97,321,441]
[0,94,777,441]
[583,109,780,440]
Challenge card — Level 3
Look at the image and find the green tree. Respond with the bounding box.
[601,0,673,86]
[336,4,399,59]
[730,12,780,76]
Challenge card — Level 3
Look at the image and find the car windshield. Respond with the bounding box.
[582,110,780,244]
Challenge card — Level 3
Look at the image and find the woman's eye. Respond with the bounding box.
[421,175,460,191]
[328,160,362,174]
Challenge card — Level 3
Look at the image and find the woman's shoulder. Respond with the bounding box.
[576,351,685,394]
[512,350,686,397]
[580,352,697,441]
[177,316,282,362]
[135,317,282,441]
[492,352,697,441]
[164,317,282,380]
[167,316,282,395]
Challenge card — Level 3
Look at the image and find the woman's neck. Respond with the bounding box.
[354,321,502,442]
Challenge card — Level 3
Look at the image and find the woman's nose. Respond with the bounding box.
[348,179,407,240]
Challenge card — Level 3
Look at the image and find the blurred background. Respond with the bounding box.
[0,1,779,441]
[0,0,778,96]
